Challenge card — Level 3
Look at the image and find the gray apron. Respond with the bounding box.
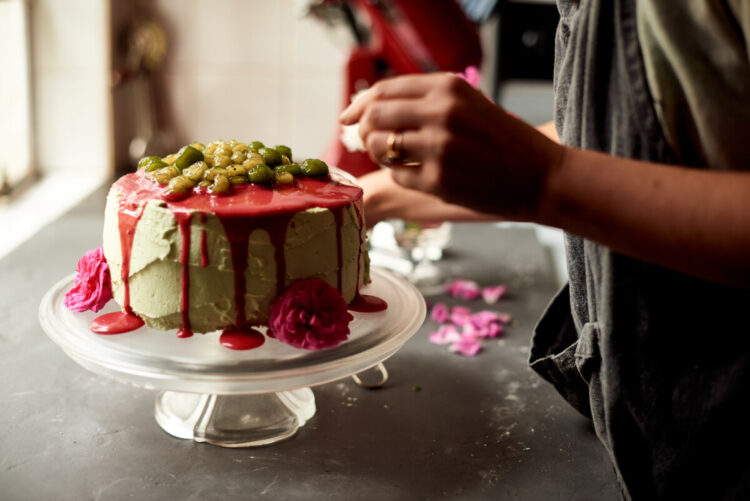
[529,1,750,498]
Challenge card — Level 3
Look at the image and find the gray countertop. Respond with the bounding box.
[0,187,619,500]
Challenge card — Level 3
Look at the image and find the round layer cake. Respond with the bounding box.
[102,143,369,334]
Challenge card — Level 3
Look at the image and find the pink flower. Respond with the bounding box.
[469,310,508,338]
[267,278,351,350]
[482,285,507,304]
[430,302,450,324]
[64,248,112,312]
[471,310,504,326]
[458,66,482,88]
[429,324,461,345]
[450,306,473,326]
[449,332,482,356]
[444,279,481,300]
[464,321,503,339]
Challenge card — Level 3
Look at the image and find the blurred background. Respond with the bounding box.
[0,0,563,282]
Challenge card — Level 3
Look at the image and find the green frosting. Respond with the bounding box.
[102,187,369,333]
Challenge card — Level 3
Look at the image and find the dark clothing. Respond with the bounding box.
[529,1,750,498]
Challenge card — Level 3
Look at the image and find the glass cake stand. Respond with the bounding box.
[39,267,425,447]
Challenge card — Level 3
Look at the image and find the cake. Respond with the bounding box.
[91,140,372,345]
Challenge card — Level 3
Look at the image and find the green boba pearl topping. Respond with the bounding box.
[274,163,301,176]
[258,147,282,167]
[145,159,169,172]
[300,158,329,176]
[247,164,275,185]
[175,145,204,170]
[274,145,292,161]
[138,156,162,170]
[248,141,265,151]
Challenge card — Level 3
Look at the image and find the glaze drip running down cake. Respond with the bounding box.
[87,140,377,348]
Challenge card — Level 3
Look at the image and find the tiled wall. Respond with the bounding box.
[32,0,110,177]
[153,0,347,161]
[30,0,498,175]
[31,0,346,176]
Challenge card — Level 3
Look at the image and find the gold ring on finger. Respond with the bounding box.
[385,131,404,163]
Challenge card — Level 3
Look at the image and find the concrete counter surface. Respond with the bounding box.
[0,188,618,500]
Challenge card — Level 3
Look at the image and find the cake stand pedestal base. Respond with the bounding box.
[154,389,316,447]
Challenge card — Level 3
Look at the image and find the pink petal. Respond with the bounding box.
[471,310,502,328]
[450,306,473,326]
[459,288,481,300]
[481,285,507,304]
[450,337,482,356]
[461,323,480,339]
[443,280,462,295]
[429,324,461,345]
[443,279,480,299]
[496,312,512,324]
[463,321,503,339]
[483,323,504,338]
[430,302,451,324]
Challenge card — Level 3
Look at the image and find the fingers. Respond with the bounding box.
[339,73,452,125]
[356,99,430,141]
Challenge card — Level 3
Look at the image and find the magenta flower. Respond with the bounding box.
[267,278,351,350]
[64,247,112,312]
[429,324,461,345]
[430,302,451,324]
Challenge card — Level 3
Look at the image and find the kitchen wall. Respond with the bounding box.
[0,0,110,260]
[31,0,111,177]
[132,0,347,165]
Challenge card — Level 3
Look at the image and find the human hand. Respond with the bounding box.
[340,73,564,220]
[358,168,500,227]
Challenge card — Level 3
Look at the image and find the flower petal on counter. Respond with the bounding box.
[450,306,474,326]
[449,334,482,356]
[481,285,507,304]
[429,324,461,345]
[444,279,481,300]
[430,302,451,324]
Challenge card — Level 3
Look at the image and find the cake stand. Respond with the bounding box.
[39,267,425,447]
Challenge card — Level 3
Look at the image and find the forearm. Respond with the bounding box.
[540,147,750,287]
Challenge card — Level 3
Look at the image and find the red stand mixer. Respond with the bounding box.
[308,0,483,177]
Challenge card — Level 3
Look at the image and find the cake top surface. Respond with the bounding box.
[124,140,363,218]
[114,166,363,218]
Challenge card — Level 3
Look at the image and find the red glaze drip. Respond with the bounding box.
[331,206,344,292]
[220,328,266,350]
[177,329,193,338]
[117,202,145,314]
[174,212,193,337]
[91,311,145,334]
[91,203,147,335]
[199,213,209,267]
[219,214,292,328]
[349,294,388,312]
[353,202,364,286]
